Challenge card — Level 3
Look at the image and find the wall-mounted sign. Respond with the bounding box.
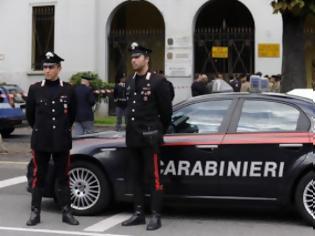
[258,44,280,57]
[165,48,192,77]
[165,35,192,77]
[167,36,191,48]
[212,47,228,58]
[165,62,192,77]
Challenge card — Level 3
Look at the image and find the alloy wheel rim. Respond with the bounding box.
[303,179,315,220]
[69,167,101,211]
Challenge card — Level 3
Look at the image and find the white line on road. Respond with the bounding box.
[0,176,27,189]
[0,227,129,236]
[84,213,130,232]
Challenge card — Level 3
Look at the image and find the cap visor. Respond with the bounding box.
[131,52,143,58]
[43,62,58,66]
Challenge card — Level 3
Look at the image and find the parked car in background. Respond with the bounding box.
[0,86,25,137]
[0,83,27,112]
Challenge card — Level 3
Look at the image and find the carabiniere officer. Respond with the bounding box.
[121,42,172,231]
[26,52,79,226]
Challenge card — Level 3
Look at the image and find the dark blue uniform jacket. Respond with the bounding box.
[26,79,76,152]
[125,72,172,147]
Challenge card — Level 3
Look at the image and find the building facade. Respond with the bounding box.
[0,0,284,105]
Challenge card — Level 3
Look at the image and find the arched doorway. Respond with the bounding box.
[194,0,255,78]
[108,1,165,84]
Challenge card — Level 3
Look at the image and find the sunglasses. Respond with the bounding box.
[43,65,57,69]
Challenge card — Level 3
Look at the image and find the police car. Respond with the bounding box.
[0,86,25,137]
[27,91,315,226]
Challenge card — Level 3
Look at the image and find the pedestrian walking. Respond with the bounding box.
[25,51,79,226]
[114,76,127,131]
[121,42,172,231]
[73,74,96,135]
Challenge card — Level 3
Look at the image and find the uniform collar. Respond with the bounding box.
[41,78,63,87]
[132,72,151,80]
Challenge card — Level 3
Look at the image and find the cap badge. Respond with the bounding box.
[46,52,54,59]
[131,42,139,50]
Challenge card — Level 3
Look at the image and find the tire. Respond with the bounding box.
[68,161,111,216]
[0,128,15,137]
[295,171,315,226]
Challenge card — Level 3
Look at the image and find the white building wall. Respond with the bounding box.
[0,0,96,91]
[0,0,282,104]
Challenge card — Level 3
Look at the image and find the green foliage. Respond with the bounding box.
[271,0,315,15]
[94,116,116,126]
[69,71,114,90]
[69,71,115,103]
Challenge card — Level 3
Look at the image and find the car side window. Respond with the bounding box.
[170,100,232,134]
[237,100,300,132]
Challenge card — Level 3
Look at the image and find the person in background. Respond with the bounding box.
[229,74,241,92]
[26,51,79,226]
[113,76,127,131]
[73,75,96,136]
[211,73,233,93]
[159,70,175,101]
[273,74,281,92]
[240,74,251,92]
[191,73,208,96]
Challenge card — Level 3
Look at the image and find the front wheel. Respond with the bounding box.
[295,171,315,226]
[69,161,111,215]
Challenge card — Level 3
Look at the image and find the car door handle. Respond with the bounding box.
[196,145,218,150]
[279,143,303,148]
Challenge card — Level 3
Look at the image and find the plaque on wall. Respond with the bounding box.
[258,44,280,58]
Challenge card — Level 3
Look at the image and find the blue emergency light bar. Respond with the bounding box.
[249,75,269,93]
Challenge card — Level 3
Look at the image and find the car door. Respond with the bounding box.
[160,98,236,197]
[219,98,312,199]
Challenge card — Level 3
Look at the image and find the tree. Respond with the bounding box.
[271,0,315,92]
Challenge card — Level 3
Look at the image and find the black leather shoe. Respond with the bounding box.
[146,213,161,231]
[121,212,146,226]
[62,206,79,225]
[26,207,40,226]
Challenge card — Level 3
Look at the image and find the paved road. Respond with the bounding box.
[0,127,313,236]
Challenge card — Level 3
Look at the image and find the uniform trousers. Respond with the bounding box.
[128,147,163,213]
[31,151,71,209]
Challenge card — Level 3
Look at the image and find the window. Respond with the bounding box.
[170,100,232,134]
[32,6,55,70]
[237,100,300,132]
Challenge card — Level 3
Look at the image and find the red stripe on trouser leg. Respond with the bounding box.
[153,152,161,191]
[31,150,38,189]
[65,152,71,186]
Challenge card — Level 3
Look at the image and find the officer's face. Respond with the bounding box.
[131,55,149,72]
[43,64,61,81]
